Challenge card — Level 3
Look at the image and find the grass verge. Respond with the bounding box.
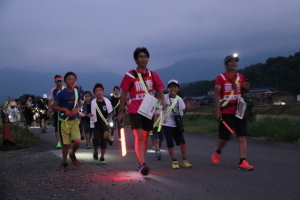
[183,114,300,143]
[0,124,39,151]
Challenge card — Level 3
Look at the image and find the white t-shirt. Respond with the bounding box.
[161,94,185,127]
[7,108,19,123]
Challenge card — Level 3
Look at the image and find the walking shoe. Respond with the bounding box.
[42,129,46,133]
[118,138,122,142]
[156,151,162,160]
[211,152,221,164]
[56,142,62,148]
[136,163,150,175]
[238,160,254,171]
[136,163,143,171]
[86,143,91,149]
[141,164,150,175]
[61,163,68,172]
[108,140,113,145]
[81,135,84,140]
[100,157,106,164]
[69,153,80,166]
[111,136,114,141]
[181,160,192,168]
[172,161,180,169]
[93,153,99,163]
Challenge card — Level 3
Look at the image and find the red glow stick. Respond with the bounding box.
[220,118,235,135]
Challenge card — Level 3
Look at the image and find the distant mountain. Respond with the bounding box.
[154,58,222,86]
[0,68,122,104]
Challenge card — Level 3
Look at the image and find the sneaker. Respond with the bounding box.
[108,140,113,145]
[56,142,62,148]
[111,136,114,141]
[211,152,221,164]
[156,151,162,160]
[118,138,122,142]
[238,160,254,171]
[93,153,100,163]
[141,164,150,175]
[81,135,84,140]
[61,163,68,172]
[136,163,150,175]
[172,161,180,169]
[86,143,91,149]
[100,157,106,164]
[42,129,46,133]
[181,160,192,168]
[69,153,80,166]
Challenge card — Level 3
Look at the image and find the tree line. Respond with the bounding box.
[181,52,300,97]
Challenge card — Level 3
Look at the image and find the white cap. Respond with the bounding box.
[43,94,48,98]
[167,79,179,87]
[10,102,16,106]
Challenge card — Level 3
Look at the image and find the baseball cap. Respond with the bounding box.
[10,102,16,106]
[224,54,239,64]
[167,79,180,88]
[43,94,48,98]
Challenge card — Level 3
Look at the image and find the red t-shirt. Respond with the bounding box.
[215,73,245,114]
[120,68,164,114]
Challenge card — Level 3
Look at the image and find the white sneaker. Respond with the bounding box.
[118,138,122,142]
[111,136,114,141]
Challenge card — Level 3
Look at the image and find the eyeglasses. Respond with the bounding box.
[137,55,149,59]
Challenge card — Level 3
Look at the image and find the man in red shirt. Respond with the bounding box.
[211,54,254,171]
[117,47,165,175]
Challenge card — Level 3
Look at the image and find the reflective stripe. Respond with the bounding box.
[220,74,240,107]
[136,71,150,94]
[126,72,135,78]
[95,104,108,125]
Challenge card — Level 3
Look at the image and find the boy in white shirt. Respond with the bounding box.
[161,80,192,169]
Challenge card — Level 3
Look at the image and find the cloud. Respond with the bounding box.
[0,0,299,74]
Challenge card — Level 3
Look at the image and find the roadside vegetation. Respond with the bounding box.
[0,123,39,151]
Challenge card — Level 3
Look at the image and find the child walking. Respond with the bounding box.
[51,72,83,172]
[161,80,192,169]
[90,83,113,164]
[81,91,93,149]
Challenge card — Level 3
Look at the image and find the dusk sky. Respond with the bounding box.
[0,0,299,75]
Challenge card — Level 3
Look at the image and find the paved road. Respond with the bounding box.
[1,125,300,200]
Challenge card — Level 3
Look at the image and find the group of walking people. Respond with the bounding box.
[3,46,254,175]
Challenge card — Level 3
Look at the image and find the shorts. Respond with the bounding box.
[39,113,49,121]
[152,127,164,141]
[59,119,81,145]
[53,112,58,132]
[130,114,153,131]
[81,119,91,134]
[92,128,108,149]
[162,126,185,148]
[219,114,247,141]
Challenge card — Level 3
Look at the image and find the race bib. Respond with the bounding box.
[137,94,159,120]
[235,97,247,119]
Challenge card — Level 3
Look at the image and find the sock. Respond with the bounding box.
[216,149,221,154]
[239,158,245,164]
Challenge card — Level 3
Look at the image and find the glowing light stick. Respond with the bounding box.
[220,118,235,135]
[120,126,127,156]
